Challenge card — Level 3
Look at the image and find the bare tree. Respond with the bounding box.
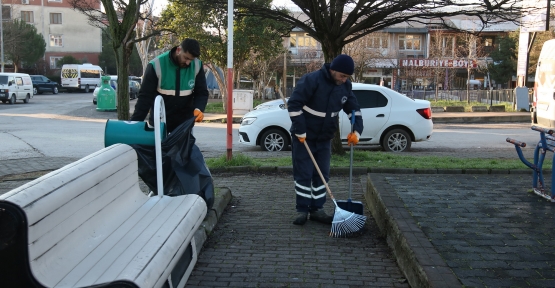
[68,0,166,120]
[455,32,487,103]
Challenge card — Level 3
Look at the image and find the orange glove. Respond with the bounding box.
[194,108,204,122]
[347,131,360,146]
[295,133,306,144]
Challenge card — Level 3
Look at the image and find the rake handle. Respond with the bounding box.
[303,140,336,201]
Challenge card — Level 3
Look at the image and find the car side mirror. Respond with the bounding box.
[8,81,12,86]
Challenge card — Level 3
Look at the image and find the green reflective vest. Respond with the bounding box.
[150,51,202,96]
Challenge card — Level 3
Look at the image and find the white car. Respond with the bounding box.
[238,83,433,152]
[253,98,288,110]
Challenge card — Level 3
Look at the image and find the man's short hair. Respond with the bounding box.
[180,38,201,58]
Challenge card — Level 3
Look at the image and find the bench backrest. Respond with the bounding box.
[0,144,146,285]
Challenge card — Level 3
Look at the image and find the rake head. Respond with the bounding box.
[329,206,367,238]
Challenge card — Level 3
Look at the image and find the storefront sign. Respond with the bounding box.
[400,59,477,68]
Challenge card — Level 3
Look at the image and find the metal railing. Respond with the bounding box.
[404,89,518,105]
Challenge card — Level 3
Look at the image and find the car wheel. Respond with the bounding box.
[33,87,38,95]
[53,86,59,94]
[9,94,15,104]
[23,94,30,103]
[260,129,289,152]
[93,98,97,105]
[382,128,411,152]
[1,100,6,103]
[85,85,90,93]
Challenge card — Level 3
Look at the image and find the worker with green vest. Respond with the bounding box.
[131,38,209,132]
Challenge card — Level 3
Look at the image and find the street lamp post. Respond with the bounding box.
[0,0,4,72]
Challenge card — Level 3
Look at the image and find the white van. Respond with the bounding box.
[532,39,555,127]
[61,63,103,93]
[0,73,33,104]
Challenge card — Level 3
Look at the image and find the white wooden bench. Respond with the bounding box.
[0,143,207,288]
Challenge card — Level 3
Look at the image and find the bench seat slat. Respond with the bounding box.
[54,195,205,288]
[3,145,136,225]
[29,164,141,252]
[95,196,205,287]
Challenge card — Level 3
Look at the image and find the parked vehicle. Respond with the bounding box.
[0,73,33,104]
[30,75,59,95]
[61,63,103,93]
[238,83,433,152]
[253,98,288,110]
[92,76,139,105]
[532,39,555,127]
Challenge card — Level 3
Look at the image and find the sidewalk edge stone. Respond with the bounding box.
[364,173,462,288]
[194,187,232,257]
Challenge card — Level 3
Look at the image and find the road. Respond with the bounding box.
[0,92,539,161]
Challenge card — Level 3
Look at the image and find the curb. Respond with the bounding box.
[364,174,462,288]
[208,166,540,175]
[193,187,233,258]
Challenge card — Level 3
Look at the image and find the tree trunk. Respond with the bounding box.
[320,42,346,156]
[115,43,133,120]
[466,66,470,104]
[207,63,227,113]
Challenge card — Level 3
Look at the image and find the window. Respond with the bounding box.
[50,34,63,47]
[21,11,33,23]
[290,34,318,48]
[484,38,493,47]
[50,13,62,24]
[48,0,62,2]
[15,77,23,86]
[50,57,62,69]
[398,35,421,51]
[368,35,389,49]
[80,69,100,78]
[2,5,11,20]
[353,90,388,109]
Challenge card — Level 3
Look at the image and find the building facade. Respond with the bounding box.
[282,16,519,92]
[2,0,102,70]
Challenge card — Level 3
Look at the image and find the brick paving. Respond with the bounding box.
[1,132,553,287]
[186,173,409,288]
[372,173,555,287]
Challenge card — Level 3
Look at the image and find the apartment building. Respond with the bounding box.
[2,0,102,70]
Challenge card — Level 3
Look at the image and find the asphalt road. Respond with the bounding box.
[0,92,538,160]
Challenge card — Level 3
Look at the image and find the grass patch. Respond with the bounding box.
[205,153,259,168]
[206,99,514,113]
[429,100,514,112]
[206,150,544,170]
[204,99,265,114]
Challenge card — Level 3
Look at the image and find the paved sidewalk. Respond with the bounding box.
[366,173,555,288]
[2,155,555,287]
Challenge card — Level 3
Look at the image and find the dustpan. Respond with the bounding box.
[337,111,364,215]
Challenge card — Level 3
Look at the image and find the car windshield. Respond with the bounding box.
[0,76,8,85]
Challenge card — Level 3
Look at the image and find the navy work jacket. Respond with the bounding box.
[288,63,363,142]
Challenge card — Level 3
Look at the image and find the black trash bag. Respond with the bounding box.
[131,117,214,209]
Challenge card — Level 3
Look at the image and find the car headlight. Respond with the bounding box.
[241,117,256,126]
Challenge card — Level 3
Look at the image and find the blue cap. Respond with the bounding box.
[330,54,354,75]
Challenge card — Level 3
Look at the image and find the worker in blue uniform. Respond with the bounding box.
[288,54,364,225]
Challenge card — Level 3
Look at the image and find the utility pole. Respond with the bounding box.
[0,0,4,72]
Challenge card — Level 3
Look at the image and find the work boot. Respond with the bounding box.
[293,212,308,225]
[310,209,333,224]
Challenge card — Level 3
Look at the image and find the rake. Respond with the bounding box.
[303,141,367,237]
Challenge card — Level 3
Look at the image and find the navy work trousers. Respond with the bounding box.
[291,137,331,213]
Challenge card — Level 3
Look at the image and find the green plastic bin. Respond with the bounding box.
[96,75,116,111]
